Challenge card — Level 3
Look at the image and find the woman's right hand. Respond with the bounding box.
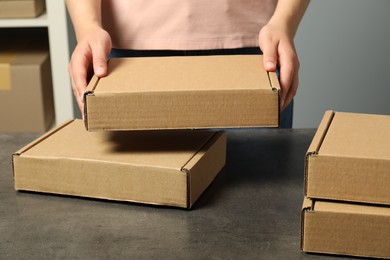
[68,25,112,113]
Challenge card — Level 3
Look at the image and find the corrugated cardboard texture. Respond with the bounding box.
[0,40,54,132]
[0,0,44,18]
[306,111,390,205]
[13,120,226,208]
[302,197,390,259]
[84,55,280,131]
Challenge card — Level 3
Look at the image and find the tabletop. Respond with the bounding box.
[0,129,355,259]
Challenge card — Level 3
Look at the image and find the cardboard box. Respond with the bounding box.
[84,55,280,131]
[0,39,54,132]
[301,197,390,259]
[305,111,390,205]
[13,120,226,208]
[0,0,45,18]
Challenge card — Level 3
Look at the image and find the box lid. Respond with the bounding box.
[317,112,390,159]
[84,55,280,131]
[305,111,390,205]
[91,55,276,93]
[18,120,216,170]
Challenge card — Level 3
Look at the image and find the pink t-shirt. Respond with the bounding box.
[101,0,277,50]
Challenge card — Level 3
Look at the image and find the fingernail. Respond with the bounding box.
[265,61,275,70]
[95,66,105,75]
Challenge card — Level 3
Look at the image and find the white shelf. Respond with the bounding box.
[0,12,48,28]
[0,1,75,126]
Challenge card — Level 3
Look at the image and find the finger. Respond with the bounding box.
[80,102,84,119]
[70,72,83,112]
[90,39,111,77]
[278,56,294,110]
[282,68,299,111]
[69,48,91,103]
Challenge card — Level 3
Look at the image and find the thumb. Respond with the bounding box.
[91,37,111,77]
[92,52,108,77]
[263,44,278,71]
[259,38,278,72]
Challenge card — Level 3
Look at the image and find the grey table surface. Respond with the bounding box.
[0,129,355,260]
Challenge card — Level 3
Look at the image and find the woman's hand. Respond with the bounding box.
[68,25,112,113]
[259,22,299,111]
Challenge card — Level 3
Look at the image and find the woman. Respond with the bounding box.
[66,0,310,128]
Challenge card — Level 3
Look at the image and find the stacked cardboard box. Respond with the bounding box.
[0,0,45,18]
[301,111,390,259]
[13,54,279,208]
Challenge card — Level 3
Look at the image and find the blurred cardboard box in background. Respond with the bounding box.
[0,38,54,132]
[0,0,45,18]
[0,0,45,19]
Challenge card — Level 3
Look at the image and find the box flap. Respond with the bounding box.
[85,74,99,94]
[302,196,314,211]
[20,120,216,169]
[318,112,390,159]
[306,110,335,156]
[93,55,274,94]
[304,110,334,195]
[84,74,100,126]
[301,197,313,250]
[267,70,281,92]
[12,120,74,183]
[13,120,74,156]
[182,131,227,208]
[267,71,281,124]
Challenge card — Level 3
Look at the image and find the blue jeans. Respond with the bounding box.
[109,47,293,128]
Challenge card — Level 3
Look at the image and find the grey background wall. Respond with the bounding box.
[67,0,390,128]
[294,0,390,127]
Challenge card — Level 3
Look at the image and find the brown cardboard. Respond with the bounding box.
[0,0,45,18]
[301,197,390,259]
[12,119,226,208]
[84,55,280,131]
[0,39,54,132]
[305,111,390,205]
